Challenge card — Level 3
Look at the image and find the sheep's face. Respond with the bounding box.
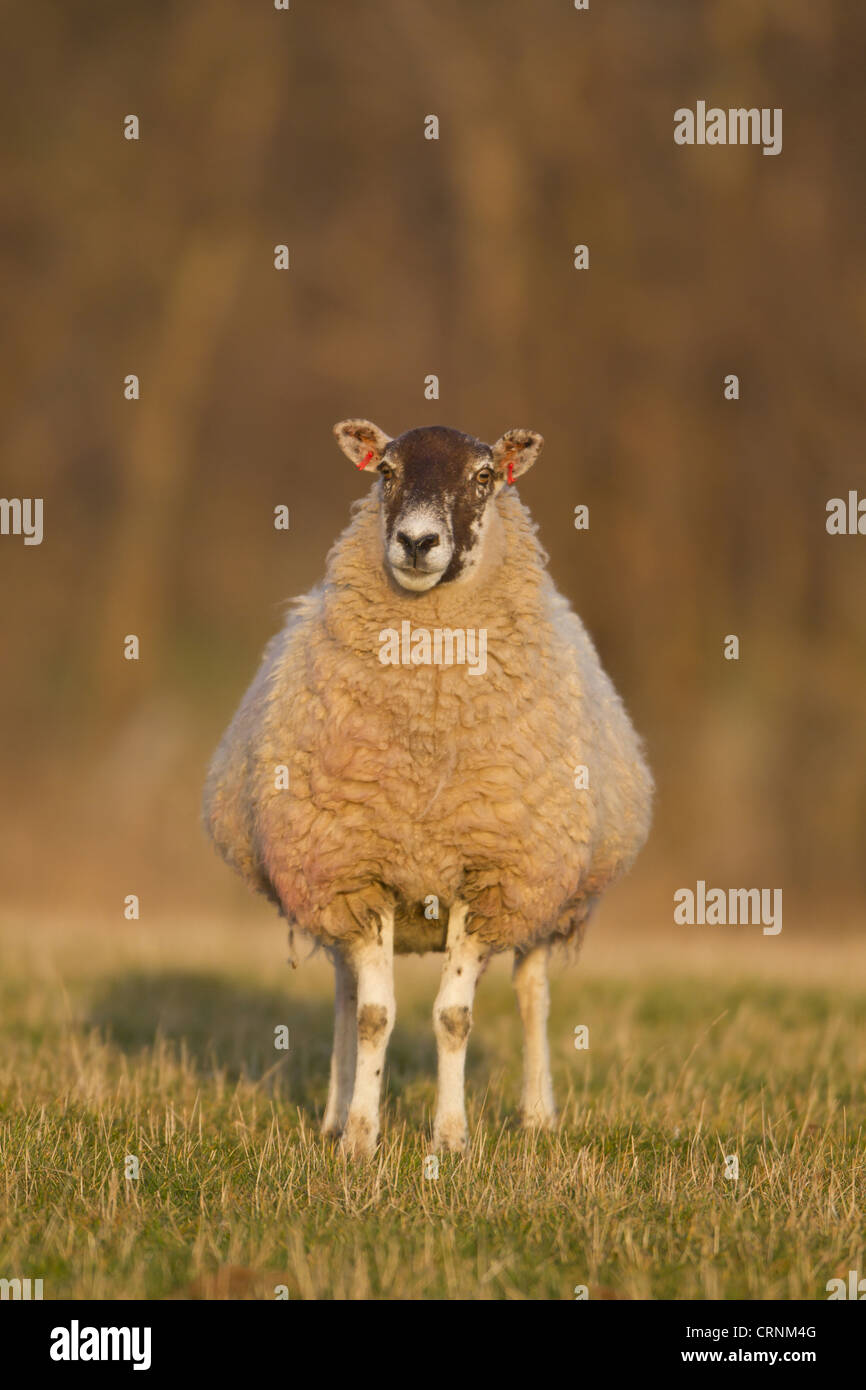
[334,420,543,592]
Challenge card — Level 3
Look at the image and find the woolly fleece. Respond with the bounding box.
[203,487,653,953]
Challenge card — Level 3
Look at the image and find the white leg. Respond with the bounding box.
[322,950,357,1136]
[340,910,395,1158]
[513,942,556,1128]
[433,903,490,1153]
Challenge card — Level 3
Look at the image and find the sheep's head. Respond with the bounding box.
[333,419,543,592]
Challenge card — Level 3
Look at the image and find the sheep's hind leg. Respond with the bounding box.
[339,909,395,1158]
[322,949,357,1137]
[432,903,491,1153]
[513,941,557,1129]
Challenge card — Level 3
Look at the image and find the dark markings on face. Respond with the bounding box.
[379,426,495,583]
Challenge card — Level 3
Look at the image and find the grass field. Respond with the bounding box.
[0,912,863,1300]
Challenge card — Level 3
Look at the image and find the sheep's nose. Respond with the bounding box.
[397,531,440,565]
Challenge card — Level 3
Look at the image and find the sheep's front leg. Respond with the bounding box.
[513,942,556,1129]
[340,910,395,1158]
[433,904,490,1153]
[322,949,357,1137]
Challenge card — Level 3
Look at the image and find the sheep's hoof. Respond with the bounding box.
[321,1117,345,1139]
[433,1115,468,1153]
[339,1113,377,1158]
[520,1106,558,1132]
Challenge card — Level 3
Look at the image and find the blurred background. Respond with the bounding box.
[1,0,863,931]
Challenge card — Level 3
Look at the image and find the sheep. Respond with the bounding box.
[203,419,653,1156]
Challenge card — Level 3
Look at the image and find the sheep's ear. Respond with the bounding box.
[491,428,544,484]
[333,419,393,471]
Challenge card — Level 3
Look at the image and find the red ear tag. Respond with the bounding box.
[507,459,515,485]
[358,450,374,470]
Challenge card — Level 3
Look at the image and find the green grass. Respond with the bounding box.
[0,916,863,1299]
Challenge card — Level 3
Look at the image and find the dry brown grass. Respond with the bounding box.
[0,914,863,1299]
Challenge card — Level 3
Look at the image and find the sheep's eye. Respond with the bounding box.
[379,463,394,481]
[476,467,493,486]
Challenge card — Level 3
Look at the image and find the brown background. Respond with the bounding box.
[1,0,864,930]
